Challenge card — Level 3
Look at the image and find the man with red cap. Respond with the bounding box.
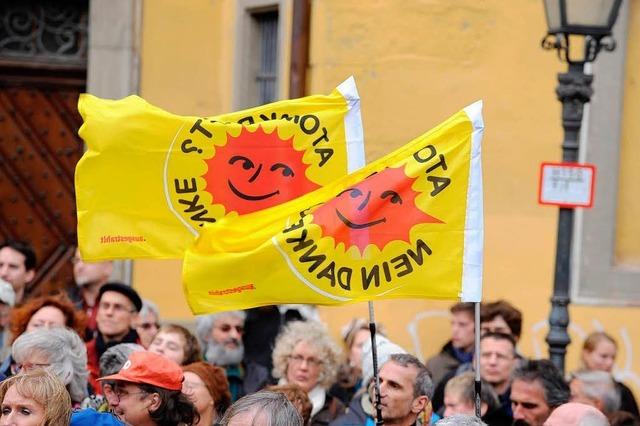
[99,351,198,426]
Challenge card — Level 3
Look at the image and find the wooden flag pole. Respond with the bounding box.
[474,301,482,418]
[368,301,384,425]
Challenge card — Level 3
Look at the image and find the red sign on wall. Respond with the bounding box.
[538,162,596,208]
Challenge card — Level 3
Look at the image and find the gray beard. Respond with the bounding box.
[204,340,244,366]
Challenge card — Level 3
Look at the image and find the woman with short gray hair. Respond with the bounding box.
[12,326,88,404]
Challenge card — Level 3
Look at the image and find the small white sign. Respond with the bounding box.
[538,162,596,208]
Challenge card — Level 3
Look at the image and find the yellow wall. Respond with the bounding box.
[616,1,640,265]
[135,0,640,396]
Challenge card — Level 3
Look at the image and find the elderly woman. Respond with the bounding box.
[581,332,639,416]
[12,327,88,405]
[0,368,72,426]
[182,361,231,426]
[0,293,87,378]
[134,299,161,348]
[272,320,344,425]
[149,324,202,366]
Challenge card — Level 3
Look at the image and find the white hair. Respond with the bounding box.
[570,370,620,414]
[195,311,246,345]
[139,299,160,319]
[12,327,88,403]
[435,414,487,426]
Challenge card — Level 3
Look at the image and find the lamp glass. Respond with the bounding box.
[544,0,562,32]
[565,0,616,27]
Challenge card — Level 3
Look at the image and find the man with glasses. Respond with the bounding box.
[196,311,269,401]
[86,282,143,392]
[98,351,198,426]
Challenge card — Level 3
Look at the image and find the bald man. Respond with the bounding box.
[543,402,608,426]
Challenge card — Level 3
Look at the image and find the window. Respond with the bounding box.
[233,0,287,109]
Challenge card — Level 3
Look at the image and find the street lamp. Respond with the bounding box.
[541,0,623,374]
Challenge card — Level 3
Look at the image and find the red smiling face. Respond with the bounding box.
[312,166,442,253]
[204,126,319,215]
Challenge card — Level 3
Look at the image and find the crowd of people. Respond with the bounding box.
[0,239,638,426]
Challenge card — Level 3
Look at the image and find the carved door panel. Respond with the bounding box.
[0,0,88,297]
[0,85,84,296]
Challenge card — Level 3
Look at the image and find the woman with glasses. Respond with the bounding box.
[181,361,231,426]
[11,327,88,406]
[0,293,87,379]
[272,320,344,426]
[133,299,161,348]
[149,324,202,366]
[0,368,72,426]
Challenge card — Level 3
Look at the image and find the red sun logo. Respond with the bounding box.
[204,126,319,215]
[311,166,443,253]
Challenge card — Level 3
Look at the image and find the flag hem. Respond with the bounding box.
[460,100,484,303]
[337,76,366,173]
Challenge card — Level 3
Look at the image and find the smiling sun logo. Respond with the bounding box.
[203,126,319,215]
[312,166,443,254]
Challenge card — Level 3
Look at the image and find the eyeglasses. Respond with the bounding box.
[138,322,160,330]
[216,324,244,334]
[112,388,148,403]
[16,362,50,372]
[98,301,136,314]
[288,354,322,368]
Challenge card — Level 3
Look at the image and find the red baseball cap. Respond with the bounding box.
[98,351,183,391]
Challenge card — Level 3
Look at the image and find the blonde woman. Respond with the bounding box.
[581,332,639,416]
[0,368,71,426]
[272,320,344,425]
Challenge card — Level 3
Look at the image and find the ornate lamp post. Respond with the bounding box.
[541,0,623,374]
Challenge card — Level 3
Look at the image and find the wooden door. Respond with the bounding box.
[0,0,88,297]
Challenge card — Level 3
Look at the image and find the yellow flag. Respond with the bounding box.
[75,78,364,260]
[183,102,484,313]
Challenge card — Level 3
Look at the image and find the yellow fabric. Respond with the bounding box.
[75,78,363,260]
[183,102,484,313]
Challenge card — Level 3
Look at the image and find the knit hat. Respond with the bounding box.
[0,279,15,307]
[97,282,143,312]
[182,361,231,413]
[98,351,183,391]
[360,335,407,387]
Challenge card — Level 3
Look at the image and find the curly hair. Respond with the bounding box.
[0,369,71,426]
[9,293,86,343]
[272,320,342,390]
